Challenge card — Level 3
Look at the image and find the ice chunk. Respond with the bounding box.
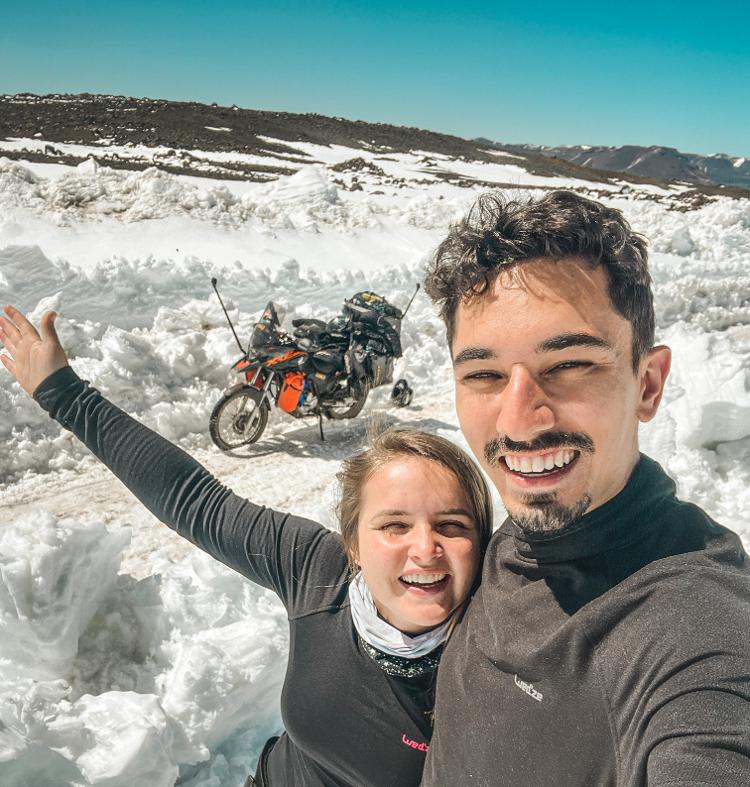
[665,324,750,449]
[669,225,695,255]
[0,513,130,680]
[47,691,179,787]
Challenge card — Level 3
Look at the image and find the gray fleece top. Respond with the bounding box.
[422,449,750,786]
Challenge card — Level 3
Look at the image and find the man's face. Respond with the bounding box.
[452,257,666,532]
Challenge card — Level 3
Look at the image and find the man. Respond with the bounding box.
[421,191,750,786]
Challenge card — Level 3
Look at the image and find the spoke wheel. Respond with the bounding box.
[209,388,269,450]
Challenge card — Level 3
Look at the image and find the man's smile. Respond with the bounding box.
[484,434,593,491]
[497,449,582,489]
[502,448,577,475]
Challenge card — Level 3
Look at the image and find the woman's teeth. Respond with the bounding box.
[400,573,447,586]
[503,449,577,475]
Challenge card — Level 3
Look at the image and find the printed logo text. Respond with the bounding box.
[514,674,543,702]
[402,734,429,752]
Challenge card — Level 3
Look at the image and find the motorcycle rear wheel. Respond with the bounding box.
[390,378,413,408]
[324,382,370,420]
[209,388,269,450]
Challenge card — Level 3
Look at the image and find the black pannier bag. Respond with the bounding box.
[312,348,345,375]
[343,292,403,389]
[344,291,403,359]
[367,354,394,387]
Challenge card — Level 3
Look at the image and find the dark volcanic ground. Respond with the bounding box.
[2,93,749,203]
[2,93,490,160]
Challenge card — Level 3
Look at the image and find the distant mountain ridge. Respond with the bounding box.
[477,141,750,190]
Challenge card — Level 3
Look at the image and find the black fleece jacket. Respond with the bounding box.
[34,367,435,787]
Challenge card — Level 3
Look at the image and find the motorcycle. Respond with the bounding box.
[208,280,417,450]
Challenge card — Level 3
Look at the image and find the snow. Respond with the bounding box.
[482,149,526,161]
[1,146,749,785]
[0,138,300,178]
[0,517,285,787]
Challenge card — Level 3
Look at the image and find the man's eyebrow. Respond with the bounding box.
[536,333,612,353]
[452,346,497,366]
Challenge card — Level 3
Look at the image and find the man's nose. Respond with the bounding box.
[408,524,441,562]
[495,365,555,443]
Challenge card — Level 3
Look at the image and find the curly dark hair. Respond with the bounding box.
[424,190,654,369]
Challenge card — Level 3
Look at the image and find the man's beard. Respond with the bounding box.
[506,491,592,534]
[485,431,595,535]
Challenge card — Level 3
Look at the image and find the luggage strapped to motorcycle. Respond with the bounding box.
[343,291,402,321]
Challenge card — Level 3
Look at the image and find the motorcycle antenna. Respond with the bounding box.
[401,283,421,318]
[211,277,245,354]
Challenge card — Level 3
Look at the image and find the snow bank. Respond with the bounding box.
[0,514,287,786]
[0,513,129,680]
[0,158,469,233]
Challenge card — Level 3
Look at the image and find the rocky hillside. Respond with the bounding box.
[2,93,748,203]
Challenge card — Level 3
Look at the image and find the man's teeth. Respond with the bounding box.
[400,573,447,585]
[504,449,576,474]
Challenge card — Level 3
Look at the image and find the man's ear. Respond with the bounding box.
[637,345,671,423]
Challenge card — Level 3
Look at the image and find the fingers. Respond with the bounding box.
[0,314,21,349]
[0,311,20,377]
[1,306,56,352]
[3,305,41,341]
[0,352,16,375]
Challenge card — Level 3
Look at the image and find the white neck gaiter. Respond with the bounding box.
[348,572,451,658]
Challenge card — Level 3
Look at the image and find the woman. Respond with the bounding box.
[0,305,493,787]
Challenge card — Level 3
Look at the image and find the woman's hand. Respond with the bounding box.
[0,305,69,396]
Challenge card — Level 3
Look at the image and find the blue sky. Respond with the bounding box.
[2,0,749,157]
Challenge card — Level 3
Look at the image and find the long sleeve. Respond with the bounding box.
[611,567,750,786]
[33,366,349,613]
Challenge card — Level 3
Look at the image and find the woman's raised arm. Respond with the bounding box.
[0,304,344,609]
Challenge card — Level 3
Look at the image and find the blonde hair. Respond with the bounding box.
[336,428,493,573]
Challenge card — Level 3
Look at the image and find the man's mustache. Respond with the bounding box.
[484,432,595,465]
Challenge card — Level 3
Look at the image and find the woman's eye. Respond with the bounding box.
[382,522,408,533]
[438,521,468,533]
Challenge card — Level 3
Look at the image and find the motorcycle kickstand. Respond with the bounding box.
[318,413,325,442]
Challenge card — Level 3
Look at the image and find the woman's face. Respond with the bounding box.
[353,457,482,635]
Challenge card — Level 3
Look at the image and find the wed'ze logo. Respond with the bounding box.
[514,674,543,702]
[401,734,429,752]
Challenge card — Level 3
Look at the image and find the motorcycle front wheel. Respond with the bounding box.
[323,382,370,420]
[209,387,269,450]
